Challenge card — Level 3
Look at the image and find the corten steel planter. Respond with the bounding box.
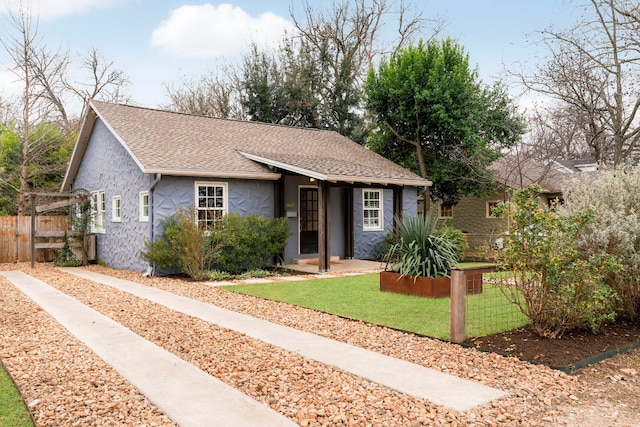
[379,270,483,298]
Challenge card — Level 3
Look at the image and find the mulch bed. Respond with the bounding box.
[465,320,640,368]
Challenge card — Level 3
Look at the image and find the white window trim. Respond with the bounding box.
[112,196,121,222]
[195,181,228,228]
[90,189,106,234]
[438,202,453,219]
[362,189,384,231]
[486,201,501,218]
[139,191,149,222]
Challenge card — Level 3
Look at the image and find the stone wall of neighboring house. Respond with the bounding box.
[71,118,152,273]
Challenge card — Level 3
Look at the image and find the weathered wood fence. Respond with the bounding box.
[0,216,69,263]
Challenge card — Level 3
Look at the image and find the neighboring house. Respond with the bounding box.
[424,154,596,257]
[61,101,430,273]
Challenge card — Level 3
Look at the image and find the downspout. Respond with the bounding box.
[144,173,162,276]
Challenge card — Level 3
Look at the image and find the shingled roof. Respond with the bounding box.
[62,101,431,190]
[490,154,592,193]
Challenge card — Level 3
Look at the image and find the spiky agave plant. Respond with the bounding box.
[384,214,460,278]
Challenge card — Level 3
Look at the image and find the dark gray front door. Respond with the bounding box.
[299,187,318,254]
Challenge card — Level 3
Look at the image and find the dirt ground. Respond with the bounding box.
[465,321,640,367]
[2,263,640,426]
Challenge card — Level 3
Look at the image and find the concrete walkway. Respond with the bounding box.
[0,271,296,427]
[60,268,506,411]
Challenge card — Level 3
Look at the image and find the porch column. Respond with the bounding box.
[318,181,331,272]
[344,188,354,259]
[393,186,404,234]
[274,176,285,218]
[274,176,285,265]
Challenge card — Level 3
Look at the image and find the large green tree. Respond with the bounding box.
[365,38,525,205]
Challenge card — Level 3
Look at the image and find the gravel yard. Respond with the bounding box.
[1,262,639,426]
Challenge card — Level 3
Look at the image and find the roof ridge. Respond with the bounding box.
[90,100,339,135]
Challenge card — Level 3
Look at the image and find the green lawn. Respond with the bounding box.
[0,364,34,427]
[222,273,528,340]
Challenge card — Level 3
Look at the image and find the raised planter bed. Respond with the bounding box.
[379,270,483,298]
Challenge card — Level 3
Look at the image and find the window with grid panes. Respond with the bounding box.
[363,189,383,231]
[196,182,227,228]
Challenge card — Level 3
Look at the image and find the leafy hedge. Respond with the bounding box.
[142,207,289,279]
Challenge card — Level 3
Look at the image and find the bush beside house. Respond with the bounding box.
[142,207,289,280]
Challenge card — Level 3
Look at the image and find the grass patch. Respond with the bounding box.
[222,273,527,340]
[0,363,34,427]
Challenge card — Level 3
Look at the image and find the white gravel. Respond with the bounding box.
[0,263,604,426]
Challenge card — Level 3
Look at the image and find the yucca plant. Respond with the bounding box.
[383,214,461,278]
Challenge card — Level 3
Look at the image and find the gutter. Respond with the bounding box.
[144,173,162,276]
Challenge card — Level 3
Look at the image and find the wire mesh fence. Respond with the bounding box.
[449,267,529,341]
[465,272,529,338]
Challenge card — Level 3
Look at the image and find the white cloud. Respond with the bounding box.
[150,3,294,58]
[1,0,126,21]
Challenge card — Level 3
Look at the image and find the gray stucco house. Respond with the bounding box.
[61,101,431,274]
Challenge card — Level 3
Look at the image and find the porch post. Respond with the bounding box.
[274,176,285,265]
[344,188,354,259]
[318,181,331,272]
[393,186,404,234]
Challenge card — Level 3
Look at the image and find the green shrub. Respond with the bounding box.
[142,210,289,279]
[141,207,224,280]
[494,185,619,338]
[562,166,640,320]
[215,214,289,275]
[383,214,461,278]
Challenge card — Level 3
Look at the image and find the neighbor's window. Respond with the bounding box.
[139,191,149,222]
[112,196,121,222]
[486,201,501,218]
[363,189,383,231]
[196,182,227,228]
[439,203,453,219]
[90,189,106,233]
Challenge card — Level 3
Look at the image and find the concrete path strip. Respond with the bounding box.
[1,271,296,427]
[61,267,507,411]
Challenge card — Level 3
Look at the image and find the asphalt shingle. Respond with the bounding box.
[90,101,430,186]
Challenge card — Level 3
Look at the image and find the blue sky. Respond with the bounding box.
[0,0,577,115]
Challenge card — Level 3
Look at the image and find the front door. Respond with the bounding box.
[299,187,318,254]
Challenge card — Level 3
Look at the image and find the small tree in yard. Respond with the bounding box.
[494,185,619,338]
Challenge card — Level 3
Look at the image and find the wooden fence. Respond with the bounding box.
[0,216,69,263]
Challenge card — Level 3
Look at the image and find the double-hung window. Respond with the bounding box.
[196,182,227,228]
[363,189,383,231]
[90,190,106,233]
[112,196,121,222]
[139,191,149,222]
